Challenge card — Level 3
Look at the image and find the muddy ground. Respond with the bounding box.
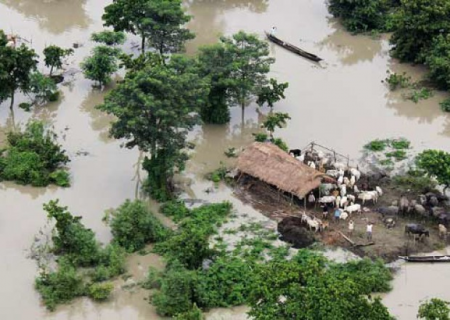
[234,176,449,262]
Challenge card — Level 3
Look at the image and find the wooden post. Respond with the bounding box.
[290,193,294,206]
[304,196,306,211]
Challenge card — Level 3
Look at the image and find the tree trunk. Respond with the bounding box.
[241,103,245,124]
[141,36,146,54]
[49,65,54,76]
[9,90,15,110]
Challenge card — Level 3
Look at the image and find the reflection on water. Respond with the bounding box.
[0,0,90,34]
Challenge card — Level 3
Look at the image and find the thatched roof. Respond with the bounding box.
[236,142,325,199]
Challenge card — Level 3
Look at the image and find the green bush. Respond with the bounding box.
[92,243,127,282]
[385,150,407,161]
[109,199,168,252]
[91,30,126,46]
[44,200,100,267]
[418,298,450,320]
[424,35,450,90]
[160,200,190,222]
[87,282,114,301]
[35,259,86,311]
[440,98,450,112]
[0,121,70,187]
[81,46,121,86]
[393,170,437,193]
[385,72,411,90]
[152,261,199,317]
[364,139,389,152]
[390,138,410,150]
[404,88,433,103]
[175,304,204,320]
[196,256,255,308]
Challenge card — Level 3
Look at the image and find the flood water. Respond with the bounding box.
[0,0,449,319]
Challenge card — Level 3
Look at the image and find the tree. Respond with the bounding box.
[248,250,394,320]
[390,0,450,63]
[197,43,234,124]
[108,199,168,252]
[416,150,450,193]
[103,0,194,54]
[91,30,126,46]
[262,112,290,139]
[328,0,392,33]
[425,34,450,90]
[98,56,208,200]
[43,45,73,76]
[256,78,289,108]
[28,71,59,105]
[221,31,274,121]
[418,299,450,320]
[0,30,38,109]
[80,46,121,87]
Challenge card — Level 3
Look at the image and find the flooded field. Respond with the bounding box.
[0,0,449,319]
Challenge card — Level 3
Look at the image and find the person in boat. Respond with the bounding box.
[270,26,277,36]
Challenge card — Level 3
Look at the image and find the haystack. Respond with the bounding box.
[236,142,325,199]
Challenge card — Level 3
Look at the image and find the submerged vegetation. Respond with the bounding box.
[0,121,70,187]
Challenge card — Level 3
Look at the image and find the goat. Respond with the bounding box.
[307,218,320,232]
[339,211,349,220]
[289,149,301,157]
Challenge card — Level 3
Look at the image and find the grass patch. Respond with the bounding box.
[364,139,390,152]
[385,150,407,161]
[403,87,433,103]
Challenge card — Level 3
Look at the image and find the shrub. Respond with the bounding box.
[385,72,411,90]
[91,30,126,46]
[0,121,70,187]
[29,71,59,105]
[160,200,190,222]
[81,46,121,86]
[364,139,389,152]
[87,282,114,301]
[152,261,198,317]
[425,34,450,90]
[385,150,407,161]
[440,98,450,112]
[390,138,410,150]
[175,304,204,320]
[404,88,433,103]
[196,256,255,308]
[393,170,437,193]
[418,298,450,320]
[92,243,127,282]
[44,200,100,267]
[109,199,168,252]
[35,259,86,311]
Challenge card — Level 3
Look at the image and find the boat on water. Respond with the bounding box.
[399,255,450,263]
[265,31,322,62]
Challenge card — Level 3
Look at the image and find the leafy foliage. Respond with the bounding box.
[328,0,393,33]
[92,243,127,282]
[390,0,450,63]
[0,121,70,187]
[108,199,168,252]
[384,71,411,90]
[0,30,38,108]
[87,282,114,301]
[403,87,433,103]
[418,298,450,320]
[43,45,73,76]
[425,34,450,90]
[98,56,208,200]
[81,46,121,86]
[91,30,126,46]
[393,170,437,193]
[256,78,289,108]
[29,71,60,104]
[103,0,194,54]
[44,200,100,267]
[416,150,450,190]
[35,259,86,311]
[262,112,291,139]
[441,98,450,112]
[175,304,204,320]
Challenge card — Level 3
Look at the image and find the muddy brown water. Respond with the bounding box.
[0,0,449,319]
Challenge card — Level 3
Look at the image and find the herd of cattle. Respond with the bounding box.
[289,148,450,241]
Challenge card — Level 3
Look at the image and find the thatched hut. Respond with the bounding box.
[236,142,326,199]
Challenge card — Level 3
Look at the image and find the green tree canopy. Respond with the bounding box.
[80,46,121,87]
[98,55,208,200]
[418,298,450,320]
[262,112,291,139]
[425,34,450,90]
[328,0,392,33]
[0,30,38,109]
[103,0,194,54]
[91,30,126,46]
[43,45,73,76]
[221,31,274,119]
[256,78,289,108]
[416,149,450,192]
[390,0,450,63]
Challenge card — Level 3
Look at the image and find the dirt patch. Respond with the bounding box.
[234,175,449,262]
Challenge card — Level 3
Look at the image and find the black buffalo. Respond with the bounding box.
[405,223,430,239]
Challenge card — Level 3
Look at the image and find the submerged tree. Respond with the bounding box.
[80,46,121,87]
[257,78,289,108]
[416,149,450,193]
[418,298,450,320]
[262,112,291,139]
[103,0,194,54]
[0,30,38,109]
[98,56,208,200]
[390,0,450,63]
[91,30,126,46]
[222,31,274,121]
[43,45,74,76]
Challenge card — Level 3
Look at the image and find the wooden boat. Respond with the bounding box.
[265,31,322,62]
[399,255,450,263]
